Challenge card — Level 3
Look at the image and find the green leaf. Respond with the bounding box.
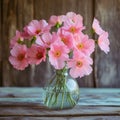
[31,36,36,44]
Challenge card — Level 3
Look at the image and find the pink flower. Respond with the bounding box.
[41,32,54,48]
[92,18,104,35]
[98,32,110,54]
[10,30,24,48]
[48,36,69,69]
[57,29,74,49]
[49,15,65,27]
[67,50,93,78]
[62,12,85,34]
[8,12,110,78]
[74,35,95,56]
[22,26,32,39]
[35,36,45,47]
[92,18,110,54]
[27,44,46,65]
[25,20,49,36]
[9,44,28,70]
[66,12,83,22]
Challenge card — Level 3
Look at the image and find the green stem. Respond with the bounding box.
[44,67,76,109]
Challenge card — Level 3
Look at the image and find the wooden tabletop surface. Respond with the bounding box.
[0,87,120,120]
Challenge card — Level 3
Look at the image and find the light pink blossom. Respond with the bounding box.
[27,44,46,65]
[66,12,83,23]
[62,12,85,34]
[10,30,24,48]
[48,37,69,69]
[57,29,74,49]
[25,20,49,36]
[9,44,28,70]
[49,15,65,27]
[67,50,93,78]
[92,18,104,35]
[98,32,110,54]
[35,36,44,47]
[22,26,32,39]
[41,32,54,48]
[74,35,95,56]
[8,12,110,79]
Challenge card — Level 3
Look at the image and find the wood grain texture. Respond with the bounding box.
[2,0,17,86]
[1,88,120,106]
[0,116,120,120]
[0,106,120,116]
[94,0,120,87]
[0,0,2,60]
[0,0,2,86]
[0,88,120,117]
[2,0,34,86]
[1,0,17,86]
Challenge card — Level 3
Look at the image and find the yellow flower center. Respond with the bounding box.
[69,27,76,34]
[17,53,25,61]
[54,50,61,57]
[76,61,83,68]
[35,29,41,34]
[77,43,84,49]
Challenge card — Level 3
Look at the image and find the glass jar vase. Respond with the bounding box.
[43,67,80,110]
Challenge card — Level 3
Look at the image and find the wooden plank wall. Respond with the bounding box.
[0,0,120,87]
[95,0,120,87]
[0,0,2,86]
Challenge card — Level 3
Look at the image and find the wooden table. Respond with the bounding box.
[0,88,120,120]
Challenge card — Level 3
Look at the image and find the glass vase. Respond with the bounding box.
[43,67,80,110]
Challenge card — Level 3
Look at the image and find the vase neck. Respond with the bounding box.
[56,67,68,77]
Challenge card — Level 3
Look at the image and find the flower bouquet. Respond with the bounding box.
[9,12,110,109]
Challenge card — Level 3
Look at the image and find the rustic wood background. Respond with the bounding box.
[0,0,120,87]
